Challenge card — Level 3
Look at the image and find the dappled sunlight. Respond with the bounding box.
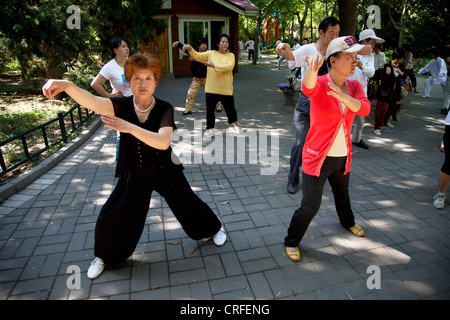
[387,180,423,189]
[322,232,412,267]
[391,143,418,152]
[367,138,418,152]
[424,124,445,133]
[261,87,280,93]
[367,137,394,145]
[423,116,444,123]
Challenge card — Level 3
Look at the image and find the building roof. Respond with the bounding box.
[213,0,259,16]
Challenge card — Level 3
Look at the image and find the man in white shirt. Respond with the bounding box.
[373,44,386,71]
[276,17,340,194]
[418,51,448,113]
[246,38,255,60]
[348,29,384,147]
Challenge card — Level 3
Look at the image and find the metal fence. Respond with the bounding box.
[0,104,95,176]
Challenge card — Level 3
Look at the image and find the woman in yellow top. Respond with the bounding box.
[181,34,240,132]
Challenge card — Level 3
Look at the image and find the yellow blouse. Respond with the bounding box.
[188,48,235,96]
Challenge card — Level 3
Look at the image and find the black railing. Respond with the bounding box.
[0,104,95,176]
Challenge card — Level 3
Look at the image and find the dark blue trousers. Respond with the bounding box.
[288,93,311,186]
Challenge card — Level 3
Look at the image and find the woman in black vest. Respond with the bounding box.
[42,53,226,280]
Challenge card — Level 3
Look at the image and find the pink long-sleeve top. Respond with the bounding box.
[302,73,371,177]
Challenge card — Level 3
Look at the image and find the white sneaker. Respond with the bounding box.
[205,128,216,136]
[374,129,381,136]
[213,226,227,247]
[433,193,446,210]
[232,125,241,133]
[87,257,105,279]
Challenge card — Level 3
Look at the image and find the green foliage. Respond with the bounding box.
[88,0,166,61]
[64,55,104,94]
[0,0,166,81]
[372,0,449,56]
[412,57,431,73]
[0,0,97,78]
[0,104,68,141]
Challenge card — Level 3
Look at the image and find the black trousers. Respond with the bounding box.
[205,93,238,129]
[405,69,417,88]
[284,156,356,247]
[94,168,222,265]
[442,125,450,175]
[248,49,254,60]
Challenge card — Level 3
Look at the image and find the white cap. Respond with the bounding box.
[359,29,385,43]
[325,36,372,59]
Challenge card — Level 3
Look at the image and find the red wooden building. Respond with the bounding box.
[141,0,259,77]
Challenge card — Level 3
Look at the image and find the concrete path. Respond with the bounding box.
[0,54,449,301]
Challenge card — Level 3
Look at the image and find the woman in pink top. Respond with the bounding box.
[284,36,371,262]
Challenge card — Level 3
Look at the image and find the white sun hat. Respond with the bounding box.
[325,36,372,59]
[359,29,385,43]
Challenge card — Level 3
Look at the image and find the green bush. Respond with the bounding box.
[64,55,107,94]
[0,103,68,141]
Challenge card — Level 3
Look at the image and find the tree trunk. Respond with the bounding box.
[337,0,358,36]
[253,0,277,65]
[253,18,262,65]
[387,0,407,48]
[296,3,309,42]
[45,55,66,100]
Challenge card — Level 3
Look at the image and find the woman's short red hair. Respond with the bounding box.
[124,52,162,84]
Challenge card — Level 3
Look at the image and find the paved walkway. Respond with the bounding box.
[0,55,449,301]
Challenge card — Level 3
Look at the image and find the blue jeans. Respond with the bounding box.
[288,93,310,186]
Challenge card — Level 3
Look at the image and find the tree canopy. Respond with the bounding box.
[239,0,449,58]
[0,0,165,79]
[0,0,448,77]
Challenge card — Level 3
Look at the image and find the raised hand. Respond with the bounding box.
[42,79,70,99]
[276,43,294,60]
[304,54,325,73]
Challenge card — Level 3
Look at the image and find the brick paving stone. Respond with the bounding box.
[0,55,449,302]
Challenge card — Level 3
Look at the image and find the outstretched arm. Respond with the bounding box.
[183,44,209,63]
[42,79,115,115]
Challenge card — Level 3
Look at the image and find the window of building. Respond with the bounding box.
[181,19,228,50]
